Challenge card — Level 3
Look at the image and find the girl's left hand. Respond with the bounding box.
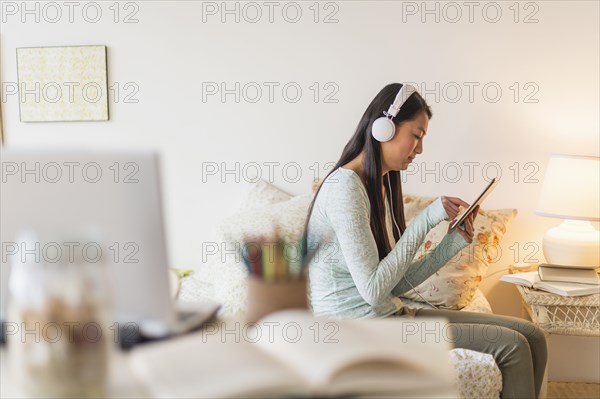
[448,205,480,244]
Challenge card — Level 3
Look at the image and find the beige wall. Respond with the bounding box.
[1,1,598,317]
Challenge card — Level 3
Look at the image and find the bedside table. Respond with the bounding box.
[509,263,600,388]
[509,263,600,336]
[515,284,600,336]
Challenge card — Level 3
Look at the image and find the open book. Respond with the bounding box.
[501,272,600,297]
[129,309,458,398]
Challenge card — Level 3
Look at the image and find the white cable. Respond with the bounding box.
[387,173,440,310]
[387,173,403,242]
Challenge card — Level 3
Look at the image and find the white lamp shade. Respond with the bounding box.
[535,154,600,221]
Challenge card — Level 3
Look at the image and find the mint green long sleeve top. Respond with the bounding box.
[307,167,470,319]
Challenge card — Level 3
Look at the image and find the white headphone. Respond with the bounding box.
[372,84,418,142]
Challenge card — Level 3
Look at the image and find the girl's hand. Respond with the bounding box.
[440,196,470,221]
[448,205,480,244]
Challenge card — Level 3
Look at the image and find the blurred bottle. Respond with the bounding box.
[6,230,113,398]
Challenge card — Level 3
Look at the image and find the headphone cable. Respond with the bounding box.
[387,173,440,310]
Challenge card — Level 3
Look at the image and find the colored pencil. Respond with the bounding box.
[261,240,275,282]
[239,230,327,282]
[273,239,287,282]
[247,240,262,276]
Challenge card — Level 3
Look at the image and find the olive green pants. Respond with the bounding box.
[394,307,548,399]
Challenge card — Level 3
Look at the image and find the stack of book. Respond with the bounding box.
[501,263,600,297]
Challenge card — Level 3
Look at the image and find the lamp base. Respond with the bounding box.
[542,220,600,268]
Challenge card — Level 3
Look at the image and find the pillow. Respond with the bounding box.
[399,194,517,309]
[205,193,314,318]
[220,194,313,247]
[240,179,293,211]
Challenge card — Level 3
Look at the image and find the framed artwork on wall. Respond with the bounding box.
[16,45,109,122]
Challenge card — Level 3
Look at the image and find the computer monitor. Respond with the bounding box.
[1,149,175,331]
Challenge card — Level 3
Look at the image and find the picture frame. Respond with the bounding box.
[16,45,109,122]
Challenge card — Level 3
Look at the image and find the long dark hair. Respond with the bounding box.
[302,83,432,260]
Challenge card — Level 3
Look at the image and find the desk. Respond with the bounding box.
[0,315,242,398]
[2,315,461,398]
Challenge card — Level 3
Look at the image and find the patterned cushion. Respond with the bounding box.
[400,194,516,308]
[449,348,503,398]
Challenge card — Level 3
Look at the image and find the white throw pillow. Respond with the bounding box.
[239,179,293,211]
[205,192,314,318]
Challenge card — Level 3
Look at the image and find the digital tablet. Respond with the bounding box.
[450,178,498,230]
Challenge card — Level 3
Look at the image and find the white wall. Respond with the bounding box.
[1,1,598,316]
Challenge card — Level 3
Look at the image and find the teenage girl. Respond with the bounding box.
[303,83,547,399]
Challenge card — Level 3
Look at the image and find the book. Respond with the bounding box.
[128,309,458,398]
[538,265,600,286]
[501,272,600,297]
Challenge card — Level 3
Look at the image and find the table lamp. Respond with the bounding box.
[535,154,600,268]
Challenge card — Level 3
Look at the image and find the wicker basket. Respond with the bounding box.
[517,285,600,336]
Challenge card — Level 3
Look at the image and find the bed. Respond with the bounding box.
[178,179,508,398]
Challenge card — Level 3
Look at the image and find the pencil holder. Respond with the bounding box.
[245,275,308,324]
